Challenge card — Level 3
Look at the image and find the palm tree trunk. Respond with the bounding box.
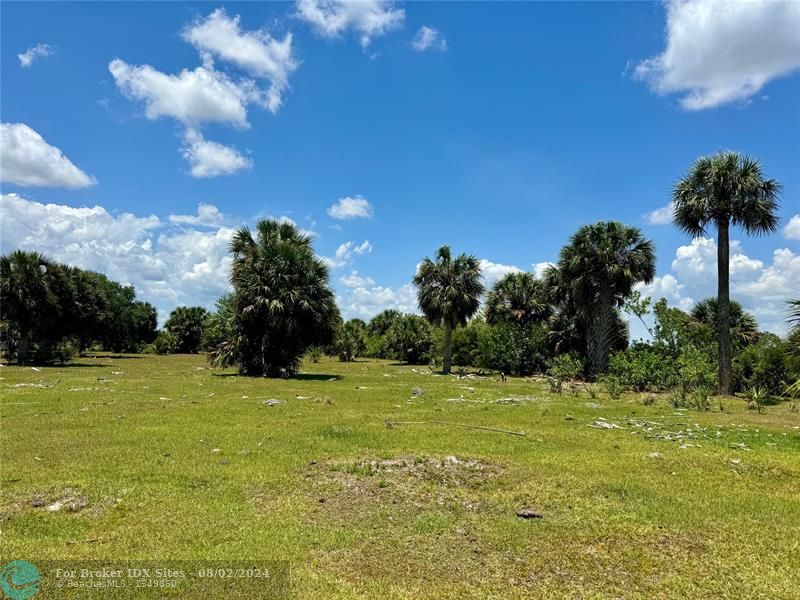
[17,330,31,364]
[442,322,453,374]
[717,219,732,395]
[587,290,615,376]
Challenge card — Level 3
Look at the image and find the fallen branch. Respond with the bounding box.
[386,419,526,437]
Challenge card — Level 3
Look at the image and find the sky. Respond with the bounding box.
[1,0,799,337]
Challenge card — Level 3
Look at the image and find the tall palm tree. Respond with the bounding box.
[210,219,339,377]
[485,272,551,326]
[413,245,484,374]
[549,221,655,375]
[690,298,758,347]
[673,152,780,395]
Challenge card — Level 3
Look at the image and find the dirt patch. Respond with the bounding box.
[296,455,503,529]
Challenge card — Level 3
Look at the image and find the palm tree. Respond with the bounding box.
[549,221,655,375]
[485,272,551,326]
[413,245,484,374]
[673,152,781,395]
[690,298,758,347]
[0,251,63,363]
[209,219,339,377]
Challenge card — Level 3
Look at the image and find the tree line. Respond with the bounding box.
[0,251,157,362]
[1,152,797,398]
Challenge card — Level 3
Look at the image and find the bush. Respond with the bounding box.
[450,321,485,368]
[601,375,623,399]
[609,344,674,391]
[547,353,583,381]
[153,330,178,355]
[676,347,717,391]
[479,323,547,375]
[385,315,434,364]
[335,319,367,362]
[734,335,799,396]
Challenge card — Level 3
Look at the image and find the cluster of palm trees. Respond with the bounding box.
[410,151,783,395]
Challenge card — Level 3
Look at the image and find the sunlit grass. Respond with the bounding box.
[1,354,799,598]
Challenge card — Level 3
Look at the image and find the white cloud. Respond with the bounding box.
[109,59,254,127]
[339,270,375,288]
[0,193,233,324]
[327,195,373,219]
[0,123,96,189]
[182,8,297,113]
[479,258,522,289]
[168,203,226,227]
[339,282,418,319]
[18,43,53,68]
[532,261,554,279]
[411,26,446,52]
[645,202,674,225]
[180,128,252,178]
[296,0,404,47]
[324,239,372,269]
[783,215,800,240]
[634,0,800,110]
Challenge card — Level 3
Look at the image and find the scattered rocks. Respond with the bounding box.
[211,448,222,454]
[588,419,623,429]
[411,387,424,397]
[516,508,543,519]
[262,399,285,407]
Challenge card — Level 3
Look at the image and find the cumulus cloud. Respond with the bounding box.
[0,123,96,189]
[296,0,404,47]
[0,193,233,324]
[327,195,373,219]
[168,202,226,227]
[411,26,446,52]
[478,258,522,290]
[109,59,254,127]
[339,282,418,319]
[645,202,674,225]
[634,0,800,110]
[182,8,297,113]
[339,270,375,288]
[18,43,53,68]
[324,239,373,268]
[783,215,800,241]
[180,128,252,178]
[110,9,297,178]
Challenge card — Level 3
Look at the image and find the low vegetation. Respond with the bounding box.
[1,355,798,598]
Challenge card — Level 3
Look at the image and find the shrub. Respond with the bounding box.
[609,344,674,391]
[153,330,178,355]
[586,383,600,399]
[479,323,547,375]
[164,306,209,353]
[385,315,434,364]
[602,375,623,399]
[676,347,717,391]
[744,385,767,413]
[640,394,657,406]
[335,319,367,362]
[547,353,583,381]
[734,335,799,396]
[306,346,323,363]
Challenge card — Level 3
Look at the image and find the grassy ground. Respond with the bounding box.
[1,353,799,598]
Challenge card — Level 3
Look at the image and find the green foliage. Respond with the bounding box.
[413,245,484,373]
[676,346,718,391]
[335,319,368,362]
[367,310,401,337]
[0,250,156,363]
[744,385,767,413]
[479,322,547,375]
[548,221,655,375]
[203,294,235,352]
[450,320,485,368]
[609,344,673,392]
[485,272,550,326]
[164,306,209,353]
[733,334,799,396]
[601,375,623,399]
[548,353,583,381]
[153,330,179,355]
[306,346,323,363]
[208,220,339,377]
[384,314,433,365]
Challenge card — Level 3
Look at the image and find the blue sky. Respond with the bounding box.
[1,1,799,335]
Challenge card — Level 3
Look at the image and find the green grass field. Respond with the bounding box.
[2,354,799,598]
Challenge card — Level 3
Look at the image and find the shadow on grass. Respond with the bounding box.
[211,372,342,381]
[86,354,144,360]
